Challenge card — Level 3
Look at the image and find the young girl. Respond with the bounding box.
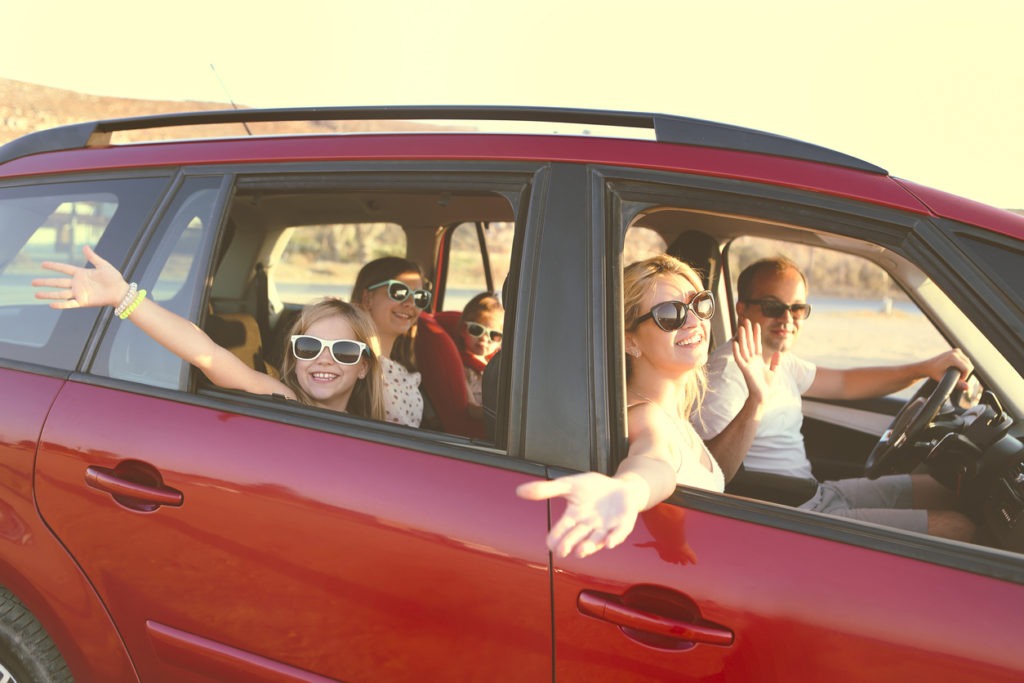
[516,253,724,558]
[351,256,430,427]
[458,293,504,419]
[33,245,385,420]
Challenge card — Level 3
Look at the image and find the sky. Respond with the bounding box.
[3,0,1022,208]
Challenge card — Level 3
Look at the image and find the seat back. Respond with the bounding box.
[434,310,463,343]
[667,230,720,290]
[206,310,279,379]
[415,312,486,438]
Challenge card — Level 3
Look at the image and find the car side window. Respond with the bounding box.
[209,176,521,441]
[0,177,170,369]
[91,178,221,388]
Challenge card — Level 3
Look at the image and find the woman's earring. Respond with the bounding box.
[629,349,640,359]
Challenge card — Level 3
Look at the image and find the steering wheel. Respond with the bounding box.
[864,367,962,479]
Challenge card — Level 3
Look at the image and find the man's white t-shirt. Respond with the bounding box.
[693,342,817,479]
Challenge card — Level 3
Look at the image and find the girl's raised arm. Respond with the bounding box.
[33,245,290,398]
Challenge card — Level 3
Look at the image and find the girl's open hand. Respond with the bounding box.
[32,245,128,310]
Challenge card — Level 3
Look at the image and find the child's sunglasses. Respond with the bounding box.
[635,290,715,331]
[367,279,432,310]
[291,335,370,365]
[465,321,503,343]
[743,298,812,320]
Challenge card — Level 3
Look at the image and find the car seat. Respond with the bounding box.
[667,230,720,290]
[415,312,486,439]
[206,309,279,378]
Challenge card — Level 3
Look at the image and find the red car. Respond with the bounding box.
[0,107,1022,682]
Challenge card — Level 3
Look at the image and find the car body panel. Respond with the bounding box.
[0,367,139,681]
[549,496,1024,682]
[894,177,1024,239]
[35,380,551,682]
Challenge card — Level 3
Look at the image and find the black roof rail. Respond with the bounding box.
[0,105,887,174]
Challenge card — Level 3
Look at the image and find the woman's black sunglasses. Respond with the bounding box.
[367,279,432,310]
[743,299,812,320]
[291,335,370,365]
[635,290,715,331]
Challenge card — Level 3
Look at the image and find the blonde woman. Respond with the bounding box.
[517,254,723,558]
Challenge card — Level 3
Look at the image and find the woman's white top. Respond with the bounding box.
[628,400,725,493]
[381,356,423,427]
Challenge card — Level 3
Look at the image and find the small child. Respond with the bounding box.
[458,292,504,419]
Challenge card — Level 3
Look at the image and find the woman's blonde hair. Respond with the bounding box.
[279,298,386,421]
[623,253,709,421]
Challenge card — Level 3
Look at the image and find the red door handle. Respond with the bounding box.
[578,590,733,646]
[85,465,183,508]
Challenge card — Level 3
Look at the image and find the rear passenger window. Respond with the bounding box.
[443,221,514,311]
[92,178,221,388]
[273,222,406,305]
[0,177,170,369]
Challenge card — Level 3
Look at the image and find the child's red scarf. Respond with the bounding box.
[461,349,488,374]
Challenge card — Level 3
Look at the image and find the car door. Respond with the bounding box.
[522,164,1024,682]
[32,167,552,682]
[36,387,551,682]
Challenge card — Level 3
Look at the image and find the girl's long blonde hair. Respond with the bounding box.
[279,298,386,421]
[623,254,709,421]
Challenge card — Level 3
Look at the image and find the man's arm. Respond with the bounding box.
[704,393,765,483]
[701,321,778,483]
[805,348,972,400]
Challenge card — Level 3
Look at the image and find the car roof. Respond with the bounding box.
[2,105,1021,239]
[0,105,887,172]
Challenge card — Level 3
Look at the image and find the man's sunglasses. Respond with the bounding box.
[367,279,432,310]
[465,321,503,343]
[291,335,370,365]
[743,299,812,320]
[635,290,715,331]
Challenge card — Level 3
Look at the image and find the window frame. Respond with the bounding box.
[598,164,1024,582]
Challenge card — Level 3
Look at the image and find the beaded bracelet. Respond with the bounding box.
[113,282,138,317]
[118,289,147,320]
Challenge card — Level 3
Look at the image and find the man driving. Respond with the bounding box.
[693,257,975,541]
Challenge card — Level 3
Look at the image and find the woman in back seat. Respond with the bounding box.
[351,257,430,428]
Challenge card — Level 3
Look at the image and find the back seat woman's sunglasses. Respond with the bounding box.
[635,290,715,331]
[367,279,432,310]
[743,298,812,320]
[465,321,503,342]
[291,335,370,365]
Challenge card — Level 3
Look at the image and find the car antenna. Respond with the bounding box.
[209,63,252,136]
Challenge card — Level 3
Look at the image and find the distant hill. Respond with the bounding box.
[0,76,460,145]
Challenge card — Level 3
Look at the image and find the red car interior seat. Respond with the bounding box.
[415,312,486,439]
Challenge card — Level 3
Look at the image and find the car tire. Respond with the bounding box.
[0,588,73,683]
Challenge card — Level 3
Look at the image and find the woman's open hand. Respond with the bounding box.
[516,472,646,559]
